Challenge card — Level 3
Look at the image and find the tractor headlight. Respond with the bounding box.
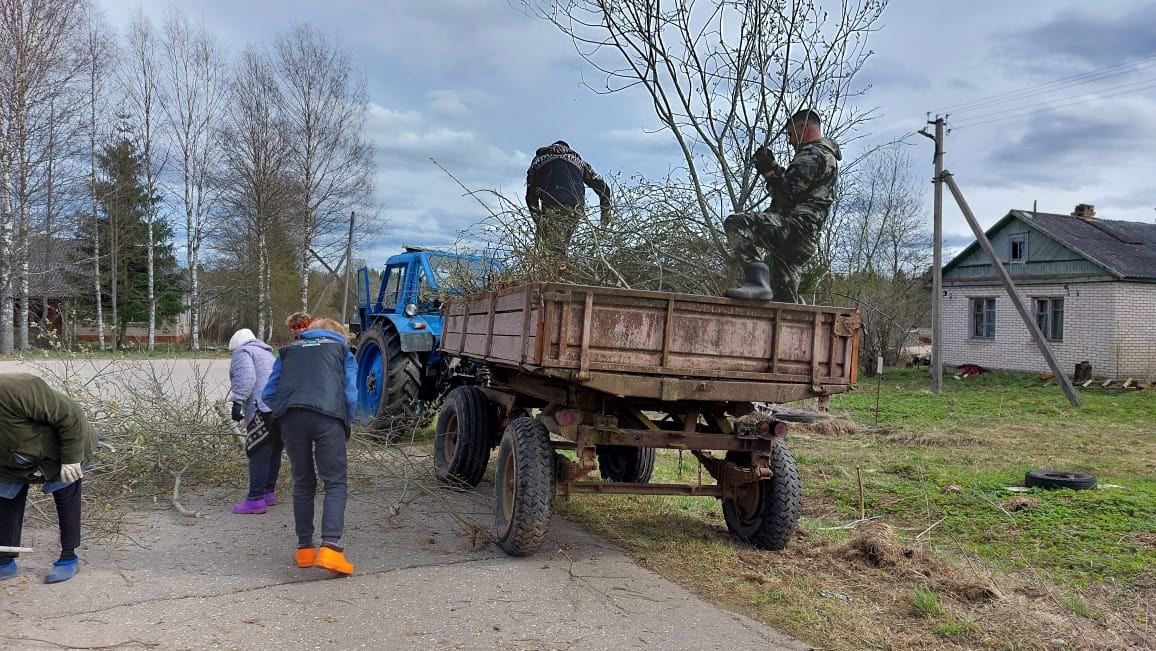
[403,303,418,317]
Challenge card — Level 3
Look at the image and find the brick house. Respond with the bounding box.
[25,236,192,347]
[940,204,1156,380]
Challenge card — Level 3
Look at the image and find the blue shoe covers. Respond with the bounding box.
[45,558,79,584]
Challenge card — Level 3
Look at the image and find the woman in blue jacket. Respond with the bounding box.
[261,318,357,576]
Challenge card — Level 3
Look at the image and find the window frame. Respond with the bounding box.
[970,297,996,339]
[1034,297,1064,341]
[1009,233,1027,263]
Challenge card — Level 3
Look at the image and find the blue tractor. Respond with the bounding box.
[353,247,498,437]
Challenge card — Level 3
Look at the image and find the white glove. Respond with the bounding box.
[59,463,83,483]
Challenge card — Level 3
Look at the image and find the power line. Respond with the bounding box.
[931,53,1156,115]
[951,76,1156,129]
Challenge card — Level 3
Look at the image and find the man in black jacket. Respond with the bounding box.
[525,141,612,261]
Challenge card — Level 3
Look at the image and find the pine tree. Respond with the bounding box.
[71,136,183,348]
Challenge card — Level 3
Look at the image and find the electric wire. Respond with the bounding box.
[951,76,1156,129]
[931,52,1156,115]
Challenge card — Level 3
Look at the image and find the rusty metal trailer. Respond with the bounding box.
[434,282,860,556]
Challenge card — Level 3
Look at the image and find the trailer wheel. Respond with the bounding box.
[494,417,554,556]
[722,439,801,551]
[434,387,496,487]
[356,324,421,441]
[596,446,656,483]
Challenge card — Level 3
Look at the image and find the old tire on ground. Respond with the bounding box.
[494,417,555,556]
[596,446,656,483]
[1025,469,1097,490]
[722,439,801,551]
[355,324,421,441]
[434,386,496,487]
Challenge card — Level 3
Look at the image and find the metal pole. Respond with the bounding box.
[340,211,356,324]
[941,172,1082,407]
[930,118,944,393]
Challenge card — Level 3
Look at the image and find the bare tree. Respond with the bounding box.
[81,10,116,349]
[119,10,164,351]
[217,47,293,340]
[159,9,228,351]
[0,0,94,352]
[533,0,885,274]
[272,24,373,312]
[826,143,927,278]
[820,143,930,368]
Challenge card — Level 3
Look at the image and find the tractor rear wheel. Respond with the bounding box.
[355,324,421,441]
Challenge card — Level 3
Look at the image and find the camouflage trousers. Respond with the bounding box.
[723,211,821,304]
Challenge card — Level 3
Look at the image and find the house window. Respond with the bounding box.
[1010,234,1026,263]
[971,298,995,338]
[1035,298,1064,341]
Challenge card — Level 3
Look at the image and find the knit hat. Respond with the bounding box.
[229,328,257,351]
[286,311,313,332]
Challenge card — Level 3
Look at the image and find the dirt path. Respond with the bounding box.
[0,358,809,650]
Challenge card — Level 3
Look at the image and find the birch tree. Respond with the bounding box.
[218,47,292,339]
[159,10,227,351]
[81,8,115,349]
[119,10,164,350]
[532,0,884,274]
[0,0,92,351]
[272,24,373,311]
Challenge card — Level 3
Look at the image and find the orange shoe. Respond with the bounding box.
[295,547,317,568]
[314,545,354,576]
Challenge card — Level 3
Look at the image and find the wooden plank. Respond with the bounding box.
[811,312,822,387]
[827,315,837,379]
[484,290,498,358]
[520,285,535,365]
[578,291,594,380]
[661,296,675,367]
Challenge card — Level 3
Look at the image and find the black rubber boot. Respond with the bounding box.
[725,262,775,300]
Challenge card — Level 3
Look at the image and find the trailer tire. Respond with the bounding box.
[596,446,656,483]
[1025,469,1097,491]
[434,387,496,487]
[494,417,554,556]
[722,439,801,551]
[356,324,421,442]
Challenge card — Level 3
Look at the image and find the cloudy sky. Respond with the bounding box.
[99,0,1156,262]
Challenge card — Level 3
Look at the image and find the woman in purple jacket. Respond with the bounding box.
[227,328,280,514]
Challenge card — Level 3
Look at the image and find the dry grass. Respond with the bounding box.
[556,369,1156,650]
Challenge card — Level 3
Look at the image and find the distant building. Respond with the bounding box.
[941,204,1156,380]
[23,236,191,347]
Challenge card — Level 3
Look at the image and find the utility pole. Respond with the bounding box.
[941,173,1082,407]
[340,211,356,325]
[919,117,945,393]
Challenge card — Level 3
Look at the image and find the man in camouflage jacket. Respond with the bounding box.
[724,109,842,302]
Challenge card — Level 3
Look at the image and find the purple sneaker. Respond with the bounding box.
[232,498,266,514]
[263,492,277,507]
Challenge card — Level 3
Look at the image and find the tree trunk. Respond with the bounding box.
[0,158,12,353]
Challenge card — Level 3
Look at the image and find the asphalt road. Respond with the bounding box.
[0,358,810,650]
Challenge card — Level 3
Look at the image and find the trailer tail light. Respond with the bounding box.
[757,421,788,437]
[555,409,578,426]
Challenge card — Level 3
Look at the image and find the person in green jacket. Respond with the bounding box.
[0,373,95,584]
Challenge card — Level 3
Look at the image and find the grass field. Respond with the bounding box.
[554,368,1155,650]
